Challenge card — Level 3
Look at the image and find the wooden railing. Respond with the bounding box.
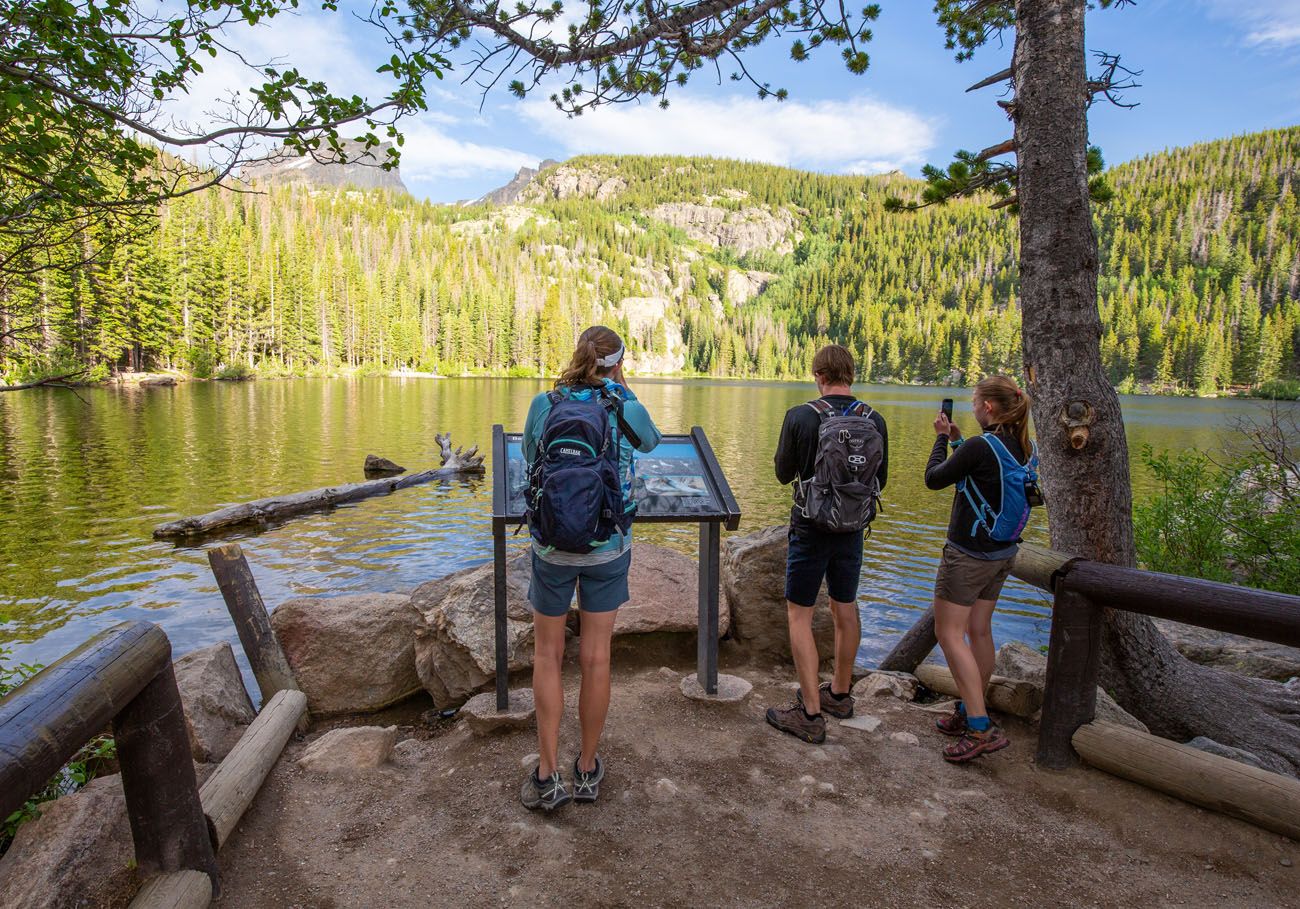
[880,543,1300,839]
[0,621,219,892]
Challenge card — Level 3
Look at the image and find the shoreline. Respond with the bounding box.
[29,369,1299,402]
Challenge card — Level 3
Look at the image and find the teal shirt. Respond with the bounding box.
[523,379,662,562]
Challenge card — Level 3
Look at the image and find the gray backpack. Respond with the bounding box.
[797,399,883,533]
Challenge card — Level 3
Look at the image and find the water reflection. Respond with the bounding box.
[0,378,1289,683]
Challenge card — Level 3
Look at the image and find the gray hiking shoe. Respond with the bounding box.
[521,770,572,812]
[797,683,855,720]
[572,755,605,803]
[765,703,827,744]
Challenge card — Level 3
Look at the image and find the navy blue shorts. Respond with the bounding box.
[785,524,864,607]
[529,550,631,617]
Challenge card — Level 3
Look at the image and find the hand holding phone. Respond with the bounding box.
[941,398,954,421]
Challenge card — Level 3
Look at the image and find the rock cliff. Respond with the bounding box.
[241,140,409,193]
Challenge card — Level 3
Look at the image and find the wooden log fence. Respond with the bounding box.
[153,433,484,540]
[885,541,1300,840]
[0,621,220,891]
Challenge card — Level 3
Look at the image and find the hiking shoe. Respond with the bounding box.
[572,756,605,803]
[936,704,967,736]
[797,683,855,720]
[943,725,1010,763]
[520,770,572,811]
[765,703,827,744]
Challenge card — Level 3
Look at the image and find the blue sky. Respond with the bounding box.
[178,1,1300,202]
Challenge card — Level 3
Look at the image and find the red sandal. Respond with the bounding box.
[935,704,967,736]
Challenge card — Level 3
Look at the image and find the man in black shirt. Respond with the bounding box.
[766,344,888,744]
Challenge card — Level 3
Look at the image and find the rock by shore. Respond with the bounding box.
[724,525,836,660]
[1156,619,1300,681]
[173,641,256,761]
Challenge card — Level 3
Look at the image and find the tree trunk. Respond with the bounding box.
[1013,0,1300,775]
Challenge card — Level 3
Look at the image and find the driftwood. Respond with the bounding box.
[0,370,87,392]
[153,433,484,540]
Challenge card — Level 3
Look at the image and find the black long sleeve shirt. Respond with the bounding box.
[774,394,889,529]
[925,427,1026,555]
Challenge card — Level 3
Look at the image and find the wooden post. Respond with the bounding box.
[1074,720,1300,841]
[493,522,510,711]
[878,606,936,673]
[207,544,300,705]
[199,689,307,849]
[1036,587,1102,769]
[0,621,169,821]
[114,662,220,889]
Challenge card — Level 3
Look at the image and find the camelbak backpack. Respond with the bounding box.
[527,386,637,553]
[797,399,884,533]
[957,433,1040,543]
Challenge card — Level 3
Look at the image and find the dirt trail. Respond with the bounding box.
[213,651,1299,909]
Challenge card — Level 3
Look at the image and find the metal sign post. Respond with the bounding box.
[490,425,741,710]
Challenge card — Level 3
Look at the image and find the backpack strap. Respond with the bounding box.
[806,399,835,420]
[598,386,643,450]
[546,390,564,406]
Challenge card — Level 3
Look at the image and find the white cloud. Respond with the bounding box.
[397,119,538,180]
[520,95,935,173]
[1201,1,1300,48]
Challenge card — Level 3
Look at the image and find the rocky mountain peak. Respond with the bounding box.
[241,140,409,193]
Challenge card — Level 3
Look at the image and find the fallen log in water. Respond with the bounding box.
[153,433,484,540]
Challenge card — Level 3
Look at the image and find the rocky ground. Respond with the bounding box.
[209,646,1299,909]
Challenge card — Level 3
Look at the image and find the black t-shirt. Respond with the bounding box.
[925,428,1027,553]
[774,394,889,529]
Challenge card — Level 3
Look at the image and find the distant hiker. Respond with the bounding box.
[767,344,888,744]
[925,375,1041,763]
[519,325,661,810]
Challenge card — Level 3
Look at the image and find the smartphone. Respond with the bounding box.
[941,398,954,421]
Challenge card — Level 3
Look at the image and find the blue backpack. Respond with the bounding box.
[957,433,1040,543]
[527,386,637,553]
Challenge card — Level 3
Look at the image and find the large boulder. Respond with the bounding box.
[414,544,713,707]
[994,641,1149,732]
[616,544,729,636]
[174,641,255,761]
[0,775,137,909]
[413,554,535,709]
[724,525,835,660]
[271,593,422,715]
[1156,619,1300,682]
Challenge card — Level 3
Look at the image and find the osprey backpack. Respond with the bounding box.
[957,433,1040,543]
[526,386,635,553]
[798,399,884,533]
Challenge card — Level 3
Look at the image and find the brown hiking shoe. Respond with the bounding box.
[943,725,1010,763]
[765,703,827,744]
[797,683,855,720]
[935,704,967,736]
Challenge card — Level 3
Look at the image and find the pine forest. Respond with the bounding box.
[2,126,1298,396]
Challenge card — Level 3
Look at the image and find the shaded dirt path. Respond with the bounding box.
[213,654,1299,908]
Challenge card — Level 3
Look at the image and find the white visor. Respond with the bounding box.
[596,345,624,368]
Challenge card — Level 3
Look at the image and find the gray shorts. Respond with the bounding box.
[528,550,631,617]
[934,544,1014,607]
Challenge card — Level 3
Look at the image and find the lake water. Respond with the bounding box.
[0,377,1281,692]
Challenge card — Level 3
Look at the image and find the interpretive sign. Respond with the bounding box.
[491,426,741,708]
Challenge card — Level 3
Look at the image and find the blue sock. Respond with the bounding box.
[967,715,992,733]
[956,701,967,716]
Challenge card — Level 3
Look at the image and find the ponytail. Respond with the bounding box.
[557,325,623,388]
[974,375,1032,455]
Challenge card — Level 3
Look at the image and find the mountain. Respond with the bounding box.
[241,140,409,194]
[3,128,1297,394]
[476,159,560,205]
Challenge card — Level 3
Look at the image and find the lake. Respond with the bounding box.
[0,377,1281,694]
